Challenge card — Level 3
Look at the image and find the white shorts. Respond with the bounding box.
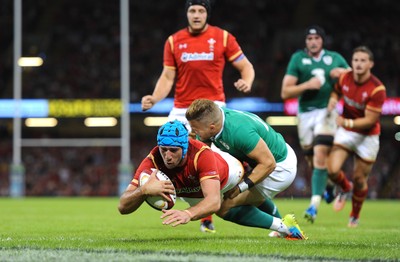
[180,146,244,207]
[297,108,337,147]
[334,127,380,162]
[168,101,226,132]
[255,143,297,199]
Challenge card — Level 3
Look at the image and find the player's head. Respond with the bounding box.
[305,25,326,41]
[157,120,189,160]
[351,46,374,75]
[186,99,222,142]
[185,0,211,33]
[185,0,211,17]
[304,25,325,55]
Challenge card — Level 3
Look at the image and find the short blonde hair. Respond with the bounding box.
[186,99,220,124]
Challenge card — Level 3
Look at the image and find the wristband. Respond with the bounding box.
[183,209,193,219]
[237,177,255,193]
[344,119,354,128]
[237,181,248,193]
[349,119,354,128]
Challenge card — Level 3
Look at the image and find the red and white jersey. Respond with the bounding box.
[335,71,386,135]
[164,25,244,108]
[131,139,230,198]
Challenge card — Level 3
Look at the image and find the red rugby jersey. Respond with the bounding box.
[335,71,386,135]
[163,25,243,108]
[131,139,229,198]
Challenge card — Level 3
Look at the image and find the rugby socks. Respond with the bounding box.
[257,198,282,218]
[201,215,213,223]
[350,186,368,219]
[312,168,328,196]
[331,170,352,192]
[223,206,273,229]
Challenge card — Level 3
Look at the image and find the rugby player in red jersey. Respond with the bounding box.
[327,46,386,227]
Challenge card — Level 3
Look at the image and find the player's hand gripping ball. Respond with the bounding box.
[139,169,176,210]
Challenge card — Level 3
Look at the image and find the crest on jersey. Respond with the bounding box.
[323,56,332,65]
[362,91,368,102]
[208,38,216,51]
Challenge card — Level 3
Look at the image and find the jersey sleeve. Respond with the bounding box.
[367,85,386,113]
[224,30,243,62]
[163,36,176,69]
[131,157,155,187]
[336,53,350,68]
[285,53,300,77]
[334,72,348,95]
[195,148,221,183]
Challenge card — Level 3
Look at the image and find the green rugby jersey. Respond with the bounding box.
[286,49,349,113]
[211,107,287,167]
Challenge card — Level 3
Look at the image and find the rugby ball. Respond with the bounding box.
[139,169,176,210]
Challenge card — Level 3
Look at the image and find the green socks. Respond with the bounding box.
[257,198,281,218]
[312,168,328,196]
[223,205,273,229]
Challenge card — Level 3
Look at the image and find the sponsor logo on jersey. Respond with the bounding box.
[302,58,312,65]
[181,52,214,62]
[344,96,365,110]
[217,140,230,150]
[176,186,201,194]
[179,43,187,49]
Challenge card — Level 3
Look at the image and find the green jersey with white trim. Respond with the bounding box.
[211,107,287,167]
[286,49,349,113]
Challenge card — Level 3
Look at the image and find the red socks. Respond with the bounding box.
[350,187,368,219]
[332,171,352,192]
[201,215,213,223]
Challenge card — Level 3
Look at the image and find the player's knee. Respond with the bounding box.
[314,134,334,147]
[302,147,314,157]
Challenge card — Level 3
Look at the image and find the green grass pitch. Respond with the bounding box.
[1,197,399,261]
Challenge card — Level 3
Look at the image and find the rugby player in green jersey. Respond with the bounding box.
[186,98,306,239]
[281,25,351,223]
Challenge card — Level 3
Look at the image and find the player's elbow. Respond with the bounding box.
[118,203,132,215]
[280,89,289,100]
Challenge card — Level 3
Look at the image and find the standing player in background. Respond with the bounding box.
[280,25,350,223]
[141,0,255,233]
[327,46,386,227]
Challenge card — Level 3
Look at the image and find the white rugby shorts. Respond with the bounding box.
[297,108,337,147]
[334,127,380,162]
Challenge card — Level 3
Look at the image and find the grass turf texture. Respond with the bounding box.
[1,198,399,261]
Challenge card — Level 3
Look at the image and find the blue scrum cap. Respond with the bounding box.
[157,120,189,159]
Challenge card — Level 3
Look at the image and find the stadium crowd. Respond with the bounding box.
[0,0,399,198]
